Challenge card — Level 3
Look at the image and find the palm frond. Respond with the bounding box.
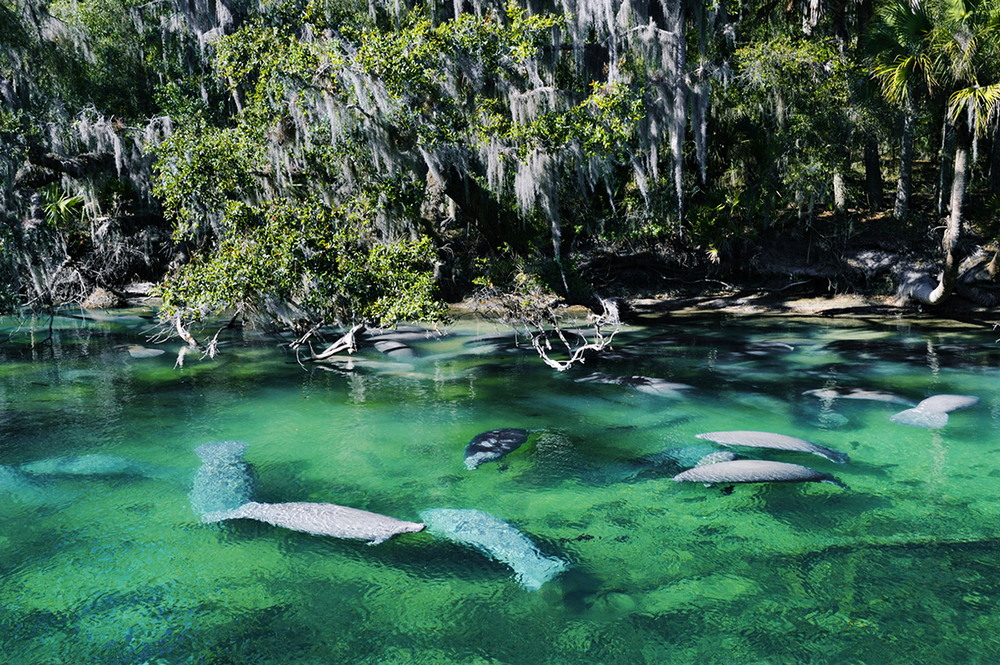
[948,83,1000,134]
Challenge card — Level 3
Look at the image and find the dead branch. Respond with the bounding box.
[303,324,365,361]
[528,297,621,371]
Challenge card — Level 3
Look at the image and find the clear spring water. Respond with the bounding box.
[1,308,999,664]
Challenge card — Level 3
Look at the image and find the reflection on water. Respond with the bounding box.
[1,308,999,663]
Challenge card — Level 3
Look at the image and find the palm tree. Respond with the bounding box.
[897,0,1000,304]
[871,0,937,221]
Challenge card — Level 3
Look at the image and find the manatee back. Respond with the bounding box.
[464,428,529,469]
[420,508,568,589]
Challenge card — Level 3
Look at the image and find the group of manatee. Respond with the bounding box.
[187,379,979,591]
[65,327,986,591]
[190,439,569,590]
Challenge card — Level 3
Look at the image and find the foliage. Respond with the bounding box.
[157,199,445,330]
[3,0,1000,335]
[152,116,265,240]
[733,36,855,215]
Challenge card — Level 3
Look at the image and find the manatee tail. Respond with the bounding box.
[514,554,570,591]
[817,445,850,465]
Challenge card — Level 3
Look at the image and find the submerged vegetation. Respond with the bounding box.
[1,0,999,342]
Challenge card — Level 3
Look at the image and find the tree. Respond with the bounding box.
[893,0,1000,304]
[871,0,938,221]
[155,199,445,351]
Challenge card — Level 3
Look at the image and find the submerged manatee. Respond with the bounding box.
[0,464,55,504]
[890,394,980,428]
[126,345,165,358]
[674,460,845,487]
[420,508,568,590]
[620,376,694,397]
[464,428,530,470]
[695,430,850,464]
[577,372,692,397]
[643,445,724,469]
[803,387,913,405]
[203,501,425,544]
[580,445,724,486]
[372,339,416,359]
[20,454,173,480]
[695,451,738,466]
[743,341,795,355]
[189,441,258,518]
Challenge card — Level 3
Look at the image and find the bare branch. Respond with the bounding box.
[307,324,366,361]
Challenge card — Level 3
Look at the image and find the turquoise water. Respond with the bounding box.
[1,308,999,664]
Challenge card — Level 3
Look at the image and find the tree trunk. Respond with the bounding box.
[907,126,968,305]
[936,116,956,216]
[990,121,1000,196]
[864,133,884,210]
[894,95,915,221]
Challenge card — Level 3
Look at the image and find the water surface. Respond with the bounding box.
[1,308,998,663]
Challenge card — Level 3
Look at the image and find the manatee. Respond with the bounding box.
[890,394,980,428]
[580,445,726,486]
[618,376,694,397]
[364,325,437,342]
[372,339,416,358]
[189,441,258,518]
[803,387,913,405]
[203,501,426,544]
[644,445,723,468]
[464,428,530,470]
[0,464,55,504]
[577,372,692,396]
[575,371,622,385]
[695,451,738,466]
[20,454,172,479]
[126,345,165,358]
[695,430,850,464]
[674,460,845,487]
[420,508,568,590]
[743,341,795,355]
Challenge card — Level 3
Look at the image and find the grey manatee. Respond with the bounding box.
[695,430,850,464]
[364,325,440,342]
[0,464,57,504]
[803,387,913,405]
[464,428,530,470]
[20,454,174,480]
[203,501,426,544]
[890,394,980,428]
[644,445,725,468]
[576,372,692,397]
[674,459,846,487]
[695,451,738,466]
[189,441,258,517]
[372,339,417,359]
[420,508,568,590]
[579,445,724,486]
[575,371,624,386]
[743,341,795,355]
[619,376,694,397]
[126,345,166,358]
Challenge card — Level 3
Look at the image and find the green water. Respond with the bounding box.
[1,308,999,664]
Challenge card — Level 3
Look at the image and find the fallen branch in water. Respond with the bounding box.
[296,323,365,362]
[477,286,621,371]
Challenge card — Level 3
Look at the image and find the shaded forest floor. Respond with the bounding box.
[566,187,1000,327]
